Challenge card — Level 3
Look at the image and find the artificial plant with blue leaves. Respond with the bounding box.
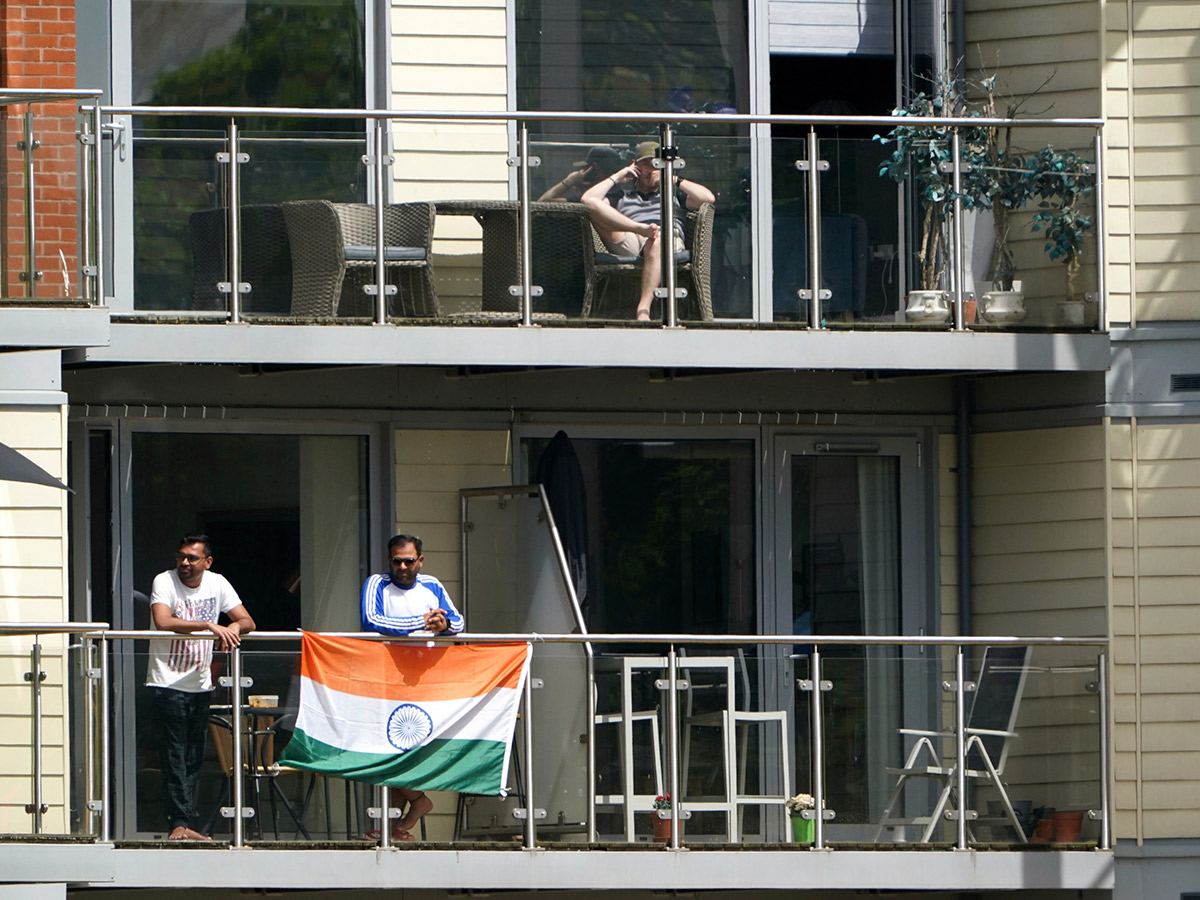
[875,73,1095,297]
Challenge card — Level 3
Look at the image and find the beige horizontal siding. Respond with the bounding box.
[390,2,510,314]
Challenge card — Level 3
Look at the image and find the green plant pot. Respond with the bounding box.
[790,815,815,843]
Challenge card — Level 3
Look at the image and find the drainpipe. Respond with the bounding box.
[956,377,972,636]
[952,0,966,94]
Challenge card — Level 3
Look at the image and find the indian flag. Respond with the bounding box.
[279,632,530,795]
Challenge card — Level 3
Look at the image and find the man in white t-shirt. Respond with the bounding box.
[146,533,255,840]
[360,533,463,840]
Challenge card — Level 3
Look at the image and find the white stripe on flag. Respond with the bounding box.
[293,674,521,755]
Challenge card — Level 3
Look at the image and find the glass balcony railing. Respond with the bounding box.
[0,89,102,307]
[5,96,1106,333]
[1,624,1108,852]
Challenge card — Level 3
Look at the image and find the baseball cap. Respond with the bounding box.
[573,146,621,171]
[634,140,661,162]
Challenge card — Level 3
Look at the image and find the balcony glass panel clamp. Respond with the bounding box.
[797,679,832,692]
[86,667,102,680]
[86,800,104,812]
[18,271,43,283]
[654,677,690,691]
[23,670,46,683]
[364,284,398,296]
[24,803,49,814]
[653,287,688,300]
[222,806,255,819]
[215,152,250,164]
[508,285,543,298]
[506,155,541,168]
[797,289,832,300]
[794,159,829,172]
[217,282,252,295]
[512,808,547,820]
[651,157,685,171]
[943,808,978,821]
[942,680,976,693]
[361,154,394,166]
[367,806,403,821]
[218,675,254,688]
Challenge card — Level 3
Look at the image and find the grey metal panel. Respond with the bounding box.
[81,323,1112,373]
[0,843,1114,891]
[1,308,111,350]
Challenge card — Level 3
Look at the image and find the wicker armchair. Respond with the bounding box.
[189,205,293,313]
[583,202,714,321]
[280,200,438,317]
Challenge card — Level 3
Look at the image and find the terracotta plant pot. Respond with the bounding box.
[1031,818,1055,842]
[790,815,815,843]
[652,815,680,842]
[1052,811,1084,842]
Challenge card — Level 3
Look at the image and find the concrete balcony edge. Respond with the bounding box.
[2,307,111,351]
[75,322,1113,373]
[0,843,1115,892]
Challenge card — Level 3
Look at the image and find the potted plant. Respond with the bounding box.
[785,792,817,843]
[877,71,1097,326]
[651,793,675,842]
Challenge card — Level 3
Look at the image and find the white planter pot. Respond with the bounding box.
[1057,299,1086,326]
[980,290,1026,323]
[904,290,951,323]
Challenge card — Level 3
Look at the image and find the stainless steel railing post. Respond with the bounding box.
[91,104,105,306]
[810,648,825,848]
[380,786,391,848]
[83,636,96,836]
[666,645,681,848]
[586,652,597,843]
[522,650,536,849]
[954,646,968,849]
[1097,651,1111,850]
[26,640,46,833]
[518,124,535,328]
[659,122,678,328]
[372,117,389,325]
[806,128,823,329]
[99,634,111,842]
[951,128,965,331]
[1093,131,1107,332]
[22,110,40,298]
[78,114,94,304]
[224,121,244,323]
[231,642,246,847]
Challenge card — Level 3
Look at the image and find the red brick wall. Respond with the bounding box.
[1,0,80,300]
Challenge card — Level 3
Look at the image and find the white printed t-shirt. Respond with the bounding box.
[145,569,243,693]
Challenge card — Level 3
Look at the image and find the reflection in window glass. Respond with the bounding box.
[130,0,367,309]
[525,437,755,637]
[516,1,753,317]
[126,431,368,835]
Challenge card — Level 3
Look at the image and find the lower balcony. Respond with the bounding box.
[0,623,1114,893]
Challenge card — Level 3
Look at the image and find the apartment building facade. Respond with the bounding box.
[0,0,1198,898]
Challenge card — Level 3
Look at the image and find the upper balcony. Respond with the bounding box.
[0,89,109,351]
[6,93,1112,371]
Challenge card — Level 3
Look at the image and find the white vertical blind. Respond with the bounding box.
[768,0,894,56]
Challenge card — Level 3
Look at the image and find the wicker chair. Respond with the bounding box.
[584,202,715,321]
[189,205,293,313]
[280,200,438,317]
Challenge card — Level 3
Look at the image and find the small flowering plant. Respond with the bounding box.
[785,793,816,817]
[652,793,672,810]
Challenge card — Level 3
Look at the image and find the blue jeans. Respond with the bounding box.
[152,687,211,830]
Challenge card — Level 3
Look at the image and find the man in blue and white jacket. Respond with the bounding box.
[359,533,463,840]
[361,533,464,638]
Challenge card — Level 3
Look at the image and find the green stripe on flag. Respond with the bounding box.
[279,730,510,795]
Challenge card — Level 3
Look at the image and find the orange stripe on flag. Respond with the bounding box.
[299,631,527,703]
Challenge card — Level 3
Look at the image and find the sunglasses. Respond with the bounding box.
[175,553,207,563]
[390,556,419,567]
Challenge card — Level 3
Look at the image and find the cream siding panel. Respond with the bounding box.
[391,427,510,841]
[390,4,510,315]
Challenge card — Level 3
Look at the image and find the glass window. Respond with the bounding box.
[130,0,367,309]
[516,1,754,317]
[523,436,755,637]
[126,431,368,835]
